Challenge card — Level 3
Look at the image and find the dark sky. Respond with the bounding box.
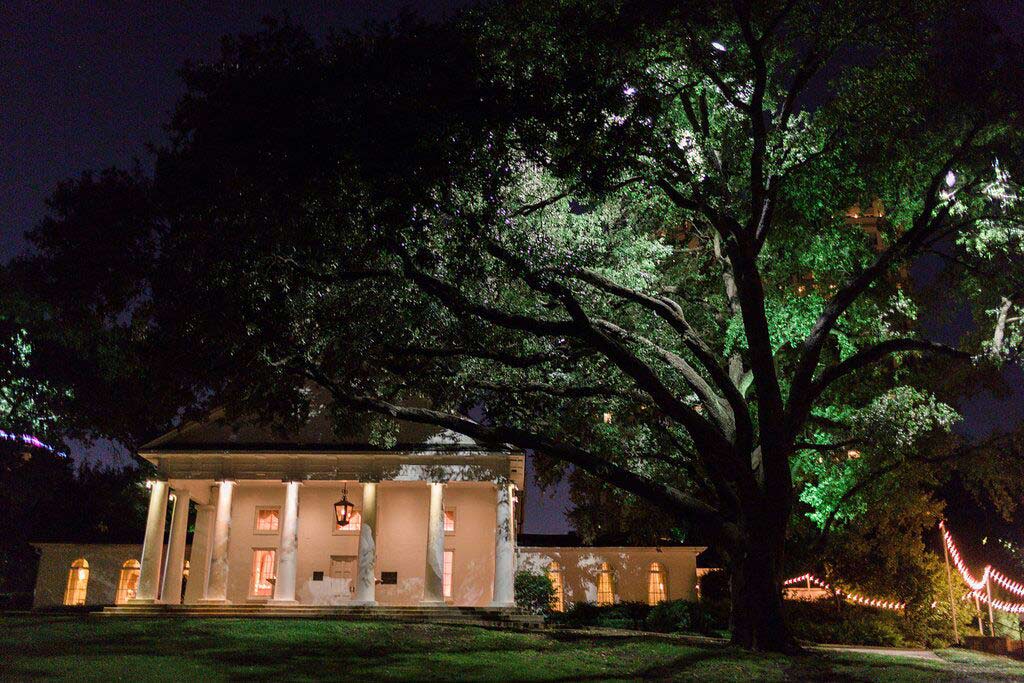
[2,2,1022,542]
[0,0,572,535]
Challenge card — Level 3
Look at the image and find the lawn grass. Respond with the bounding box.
[2,615,1023,681]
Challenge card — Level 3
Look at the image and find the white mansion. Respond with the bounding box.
[32,411,704,613]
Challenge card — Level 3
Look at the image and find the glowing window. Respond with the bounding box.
[250,549,276,597]
[596,562,615,606]
[63,558,89,606]
[335,509,362,532]
[115,559,141,604]
[255,507,280,532]
[443,550,454,599]
[648,562,668,605]
[548,561,564,612]
[444,509,456,533]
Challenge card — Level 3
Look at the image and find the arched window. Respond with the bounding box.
[548,562,564,612]
[648,562,668,605]
[596,562,615,606]
[115,559,141,604]
[63,558,89,606]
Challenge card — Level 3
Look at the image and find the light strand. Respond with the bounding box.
[940,520,1024,613]
[990,568,1024,598]
[973,589,1024,614]
[783,572,906,611]
[939,520,989,590]
[0,429,67,458]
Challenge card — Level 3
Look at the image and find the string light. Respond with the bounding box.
[783,573,906,611]
[975,590,1024,614]
[939,521,989,590]
[990,569,1024,597]
[0,429,67,458]
[940,520,1024,614]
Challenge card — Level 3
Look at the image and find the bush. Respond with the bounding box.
[551,601,650,629]
[548,599,726,635]
[786,597,968,648]
[787,600,907,646]
[645,599,718,634]
[514,570,555,614]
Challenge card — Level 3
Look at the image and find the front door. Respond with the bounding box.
[329,555,357,603]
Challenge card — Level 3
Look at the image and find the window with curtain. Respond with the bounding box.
[63,558,89,606]
[444,509,456,533]
[443,550,454,599]
[596,562,615,606]
[115,559,141,604]
[255,507,280,532]
[250,549,277,597]
[548,561,564,612]
[648,562,668,605]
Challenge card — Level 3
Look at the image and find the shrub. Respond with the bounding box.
[548,599,726,635]
[785,597,969,648]
[550,601,650,629]
[514,570,555,614]
[786,600,907,646]
[645,600,710,633]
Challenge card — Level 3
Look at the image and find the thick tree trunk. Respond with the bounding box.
[728,532,797,652]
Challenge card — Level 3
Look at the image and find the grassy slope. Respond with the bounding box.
[2,616,1024,682]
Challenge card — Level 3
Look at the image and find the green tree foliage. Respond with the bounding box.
[0,317,65,437]
[8,3,1024,649]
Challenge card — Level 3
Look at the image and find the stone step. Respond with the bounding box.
[96,604,544,628]
[104,607,531,617]
[100,611,540,622]
[105,607,532,615]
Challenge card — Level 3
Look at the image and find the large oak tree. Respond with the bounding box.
[10,2,1024,650]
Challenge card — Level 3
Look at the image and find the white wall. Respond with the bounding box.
[517,546,704,606]
[210,480,500,606]
[31,543,143,608]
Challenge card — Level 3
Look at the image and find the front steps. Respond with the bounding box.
[96,604,545,630]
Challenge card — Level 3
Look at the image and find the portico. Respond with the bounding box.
[131,411,524,608]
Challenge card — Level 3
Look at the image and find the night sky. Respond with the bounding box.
[2,2,1022,541]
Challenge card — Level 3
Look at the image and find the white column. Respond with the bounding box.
[161,489,190,604]
[354,482,379,605]
[133,480,169,603]
[201,480,235,603]
[269,480,300,604]
[183,503,214,604]
[491,481,515,607]
[422,482,446,604]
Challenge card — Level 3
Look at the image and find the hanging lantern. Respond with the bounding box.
[334,484,355,527]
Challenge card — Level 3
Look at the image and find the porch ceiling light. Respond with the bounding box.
[334,483,355,527]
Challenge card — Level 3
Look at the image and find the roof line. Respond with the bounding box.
[138,406,227,451]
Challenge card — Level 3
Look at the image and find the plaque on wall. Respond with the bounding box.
[312,571,324,581]
[381,571,398,585]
